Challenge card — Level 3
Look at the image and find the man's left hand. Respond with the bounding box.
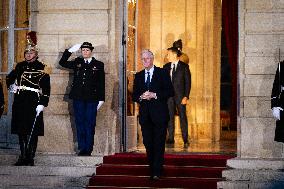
[181,97,188,105]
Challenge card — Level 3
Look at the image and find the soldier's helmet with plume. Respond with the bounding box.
[25,31,39,53]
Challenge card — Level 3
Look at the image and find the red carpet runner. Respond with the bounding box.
[88,153,234,189]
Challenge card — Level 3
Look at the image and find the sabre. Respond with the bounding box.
[27,114,38,148]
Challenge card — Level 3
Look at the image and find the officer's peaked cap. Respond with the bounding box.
[80,42,94,50]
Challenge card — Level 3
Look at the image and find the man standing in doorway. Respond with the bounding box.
[59,42,105,156]
[163,47,191,148]
[132,49,174,180]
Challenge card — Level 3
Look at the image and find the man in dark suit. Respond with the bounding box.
[132,49,174,180]
[59,42,105,156]
[163,47,191,148]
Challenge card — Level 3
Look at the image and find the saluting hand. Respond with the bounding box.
[68,44,81,53]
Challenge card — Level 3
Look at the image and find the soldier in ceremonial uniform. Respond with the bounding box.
[271,60,284,143]
[6,31,50,166]
[59,42,105,156]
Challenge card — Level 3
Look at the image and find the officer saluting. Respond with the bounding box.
[59,42,105,156]
[271,60,284,142]
[6,31,51,166]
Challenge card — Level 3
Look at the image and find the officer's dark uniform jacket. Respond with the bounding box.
[271,60,284,142]
[6,60,50,136]
[59,49,105,102]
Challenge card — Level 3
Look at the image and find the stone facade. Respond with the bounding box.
[1,2,284,186]
[218,0,284,188]
[238,0,284,158]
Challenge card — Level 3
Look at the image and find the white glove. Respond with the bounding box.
[272,107,283,120]
[97,101,104,110]
[8,83,18,93]
[68,44,81,53]
[36,105,44,116]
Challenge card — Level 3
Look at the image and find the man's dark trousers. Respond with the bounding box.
[140,111,168,177]
[167,97,188,143]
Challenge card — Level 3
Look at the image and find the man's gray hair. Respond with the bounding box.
[141,49,154,59]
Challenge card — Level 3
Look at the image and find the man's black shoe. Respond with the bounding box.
[166,139,175,144]
[152,175,159,180]
[26,159,34,166]
[184,142,189,148]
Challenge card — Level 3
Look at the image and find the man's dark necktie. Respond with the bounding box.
[146,71,150,90]
[85,60,89,64]
[172,64,176,78]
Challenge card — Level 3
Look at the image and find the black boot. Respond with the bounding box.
[14,135,27,166]
[14,156,26,166]
[25,136,38,166]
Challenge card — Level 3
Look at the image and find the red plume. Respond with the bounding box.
[27,31,37,45]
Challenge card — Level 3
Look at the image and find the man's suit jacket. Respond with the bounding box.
[132,66,174,125]
[163,61,191,101]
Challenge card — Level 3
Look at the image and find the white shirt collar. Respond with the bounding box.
[145,66,154,74]
[84,57,92,63]
[171,61,179,67]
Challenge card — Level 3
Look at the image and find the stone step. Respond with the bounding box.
[0,175,89,188]
[0,154,103,167]
[222,169,284,182]
[217,181,284,189]
[2,187,83,189]
[0,166,96,177]
[0,149,103,189]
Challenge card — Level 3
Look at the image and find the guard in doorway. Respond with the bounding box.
[163,47,191,148]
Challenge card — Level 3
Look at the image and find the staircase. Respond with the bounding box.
[0,148,103,188]
[88,153,235,189]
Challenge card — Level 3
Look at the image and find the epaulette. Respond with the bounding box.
[41,62,51,74]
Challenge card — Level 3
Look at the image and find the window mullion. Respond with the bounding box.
[8,0,15,73]
[7,0,16,114]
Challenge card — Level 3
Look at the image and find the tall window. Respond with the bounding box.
[0,0,30,114]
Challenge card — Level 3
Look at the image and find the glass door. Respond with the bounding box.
[125,0,139,152]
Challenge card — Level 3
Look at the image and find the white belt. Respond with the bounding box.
[18,86,41,93]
